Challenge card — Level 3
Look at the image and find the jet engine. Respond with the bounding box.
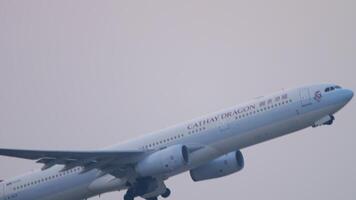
[190,150,244,182]
[135,144,189,177]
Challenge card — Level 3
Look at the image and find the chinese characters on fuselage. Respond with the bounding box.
[186,93,288,130]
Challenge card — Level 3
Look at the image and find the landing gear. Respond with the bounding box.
[123,178,171,200]
[124,190,135,200]
[312,115,335,127]
[144,188,170,200]
[324,115,335,125]
[161,188,171,198]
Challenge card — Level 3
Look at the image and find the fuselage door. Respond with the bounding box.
[300,88,312,107]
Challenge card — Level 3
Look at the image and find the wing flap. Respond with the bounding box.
[0,148,146,175]
[0,148,143,160]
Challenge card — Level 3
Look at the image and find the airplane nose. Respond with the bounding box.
[343,89,354,102]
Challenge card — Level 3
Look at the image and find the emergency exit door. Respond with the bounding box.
[300,88,312,106]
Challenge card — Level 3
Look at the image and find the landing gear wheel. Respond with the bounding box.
[124,194,134,200]
[124,191,135,200]
[161,188,171,198]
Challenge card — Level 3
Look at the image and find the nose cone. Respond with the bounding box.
[343,89,354,103]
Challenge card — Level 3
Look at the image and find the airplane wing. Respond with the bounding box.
[0,148,148,175]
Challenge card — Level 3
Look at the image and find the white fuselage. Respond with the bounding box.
[0,84,352,200]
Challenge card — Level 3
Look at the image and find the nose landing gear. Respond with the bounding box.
[312,115,335,127]
[324,115,335,125]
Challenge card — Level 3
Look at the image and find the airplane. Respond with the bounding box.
[0,83,353,200]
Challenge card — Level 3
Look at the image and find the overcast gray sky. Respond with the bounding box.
[0,1,355,200]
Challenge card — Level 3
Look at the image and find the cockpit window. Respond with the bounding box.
[325,85,342,92]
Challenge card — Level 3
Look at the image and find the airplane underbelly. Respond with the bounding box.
[6,169,100,200]
[6,184,91,200]
[41,185,93,200]
[41,173,100,200]
[10,183,96,200]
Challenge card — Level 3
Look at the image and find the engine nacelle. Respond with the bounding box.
[136,144,189,177]
[190,150,244,182]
